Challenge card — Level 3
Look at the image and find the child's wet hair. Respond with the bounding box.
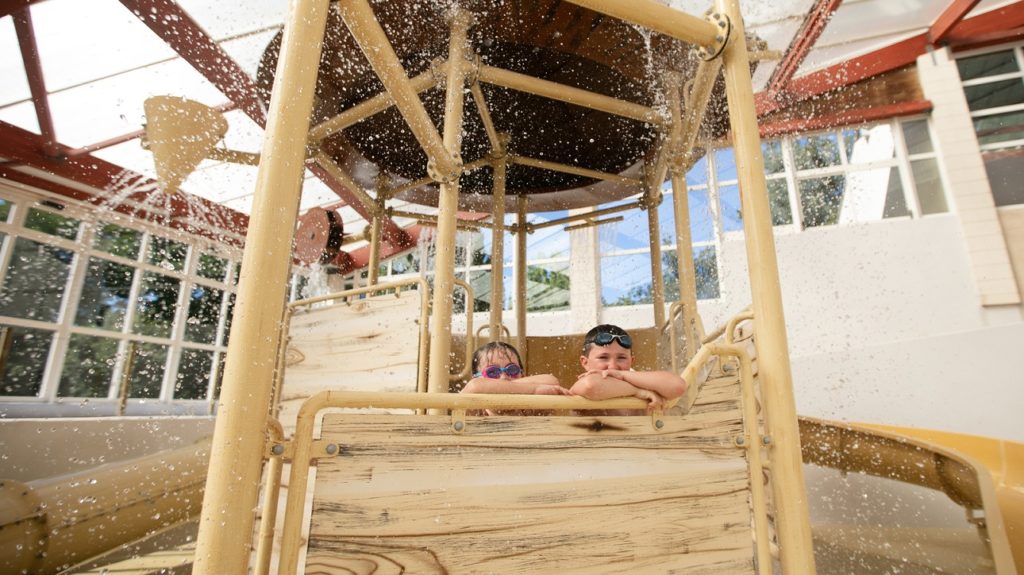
[582,324,631,355]
[471,341,524,375]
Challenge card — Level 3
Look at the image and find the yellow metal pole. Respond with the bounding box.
[713,0,816,571]
[490,153,507,341]
[191,0,330,572]
[337,0,460,181]
[510,154,642,185]
[646,188,666,328]
[667,77,704,356]
[563,0,720,48]
[426,9,471,395]
[478,64,664,125]
[368,201,382,286]
[515,195,528,365]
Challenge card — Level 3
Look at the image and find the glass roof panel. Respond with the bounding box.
[0,17,31,106]
[32,0,177,94]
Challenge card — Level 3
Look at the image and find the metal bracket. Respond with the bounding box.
[265,440,294,460]
[696,12,731,61]
[311,440,343,460]
[451,409,466,434]
[651,410,665,431]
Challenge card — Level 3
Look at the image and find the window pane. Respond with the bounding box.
[128,342,167,399]
[689,190,715,243]
[602,253,652,307]
[799,176,845,228]
[794,133,841,170]
[197,253,228,281]
[883,167,910,218]
[147,236,187,271]
[957,50,1018,81]
[983,147,1024,206]
[911,159,948,214]
[221,293,236,346]
[763,141,785,174]
[964,79,1024,112]
[657,189,677,246]
[0,325,52,396]
[133,272,180,338]
[719,184,743,232]
[768,179,793,225]
[58,334,117,397]
[839,167,906,222]
[599,200,650,253]
[661,249,680,303]
[185,285,223,344]
[93,223,141,259]
[390,250,420,274]
[76,257,134,331]
[686,155,708,187]
[24,207,79,240]
[176,348,213,400]
[469,268,512,312]
[526,261,570,312]
[715,148,736,182]
[526,212,570,260]
[0,199,11,222]
[973,110,1024,146]
[845,124,894,164]
[0,237,73,322]
[901,120,934,155]
[694,246,720,300]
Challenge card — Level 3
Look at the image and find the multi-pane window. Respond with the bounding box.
[371,211,570,315]
[0,191,238,409]
[957,44,1024,206]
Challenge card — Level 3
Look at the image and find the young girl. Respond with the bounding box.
[460,342,568,414]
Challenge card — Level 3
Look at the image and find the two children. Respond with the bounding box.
[460,324,686,414]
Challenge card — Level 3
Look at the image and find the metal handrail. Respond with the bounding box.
[450,277,474,382]
[254,417,285,575]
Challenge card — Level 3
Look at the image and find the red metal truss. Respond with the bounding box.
[756,1,1024,117]
[764,0,844,101]
[0,120,249,245]
[11,7,57,157]
[758,100,934,139]
[0,0,38,20]
[117,0,411,247]
[929,0,983,46]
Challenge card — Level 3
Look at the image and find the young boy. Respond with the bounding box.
[570,324,687,414]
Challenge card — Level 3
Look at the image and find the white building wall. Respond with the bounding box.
[705,215,1024,442]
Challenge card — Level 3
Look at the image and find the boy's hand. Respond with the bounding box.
[633,388,665,413]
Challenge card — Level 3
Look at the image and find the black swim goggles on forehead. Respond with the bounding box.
[474,363,523,379]
[592,332,632,349]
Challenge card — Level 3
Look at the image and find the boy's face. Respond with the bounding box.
[580,341,634,372]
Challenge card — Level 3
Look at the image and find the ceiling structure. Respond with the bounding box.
[0,0,1021,256]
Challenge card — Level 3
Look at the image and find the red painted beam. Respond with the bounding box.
[337,224,426,275]
[0,120,249,243]
[929,0,983,46]
[758,100,933,139]
[0,0,39,20]
[118,0,411,247]
[757,2,1024,117]
[11,7,58,157]
[765,0,844,98]
[117,0,266,126]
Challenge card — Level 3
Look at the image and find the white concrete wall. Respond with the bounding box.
[708,215,1024,442]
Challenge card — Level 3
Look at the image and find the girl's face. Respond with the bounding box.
[580,341,633,372]
[477,350,522,380]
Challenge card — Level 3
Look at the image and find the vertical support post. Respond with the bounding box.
[368,201,382,285]
[489,152,507,341]
[646,189,666,328]
[670,168,703,354]
[515,195,528,365]
[426,9,471,395]
[191,1,330,573]
[713,0,816,571]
